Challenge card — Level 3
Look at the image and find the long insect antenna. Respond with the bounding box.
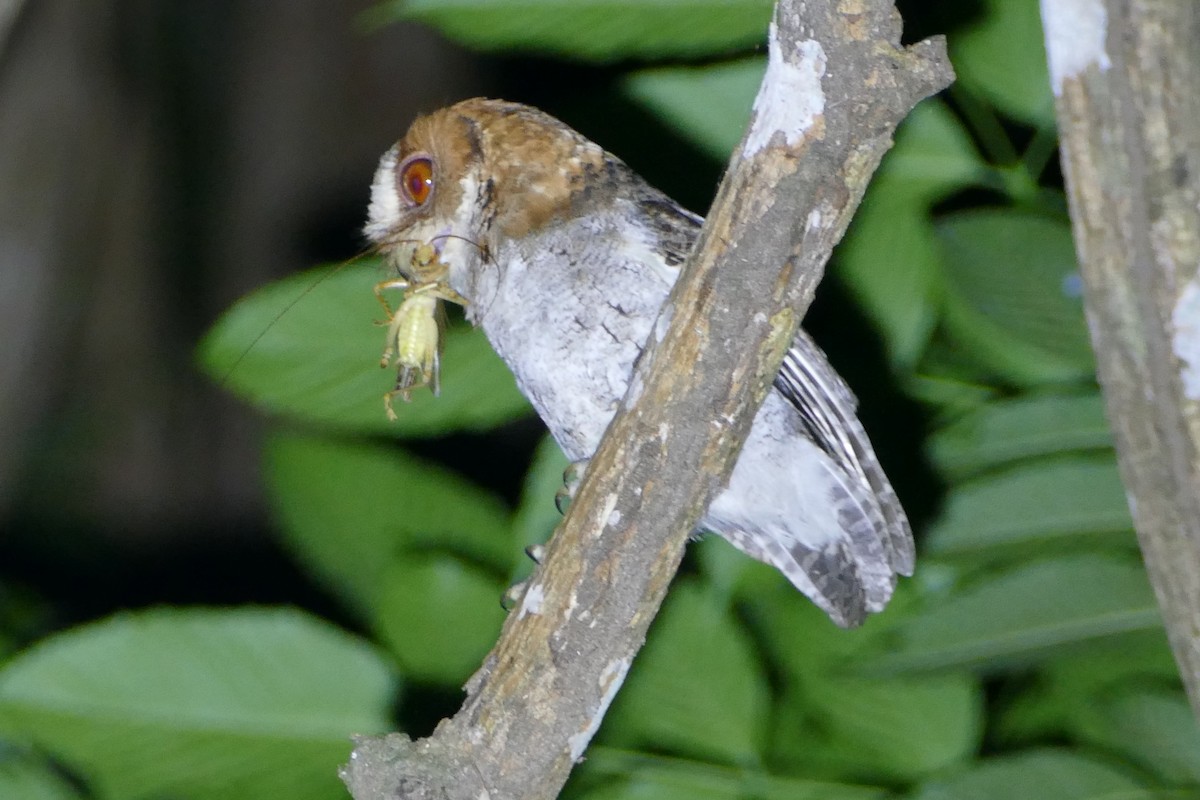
[376,231,491,264]
[428,232,492,262]
[217,248,377,388]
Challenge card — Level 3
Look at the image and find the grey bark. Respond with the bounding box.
[341,2,952,798]
[1041,0,1200,715]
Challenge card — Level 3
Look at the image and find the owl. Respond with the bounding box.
[364,97,912,627]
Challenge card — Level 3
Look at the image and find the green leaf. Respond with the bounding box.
[266,431,513,616]
[579,749,889,800]
[871,556,1162,673]
[742,582,981,781]
[948,0,1056,129]
[905,374,999,416]
[996,629,1181,743]
[691,533,759,602]
[372,0,773,62]
[197,263,531,437]
[835,192,940,367]
[928,393,1112,478]
[774,673,982,783]
[622,57,763,160]
[703,583,983,781]
[603,580,769,763]
[937,210,1094,386]
[924,457,1133,557]
[1077,689,1200,785]
[375,554,506,685]
[509,434,569,579]
[876,98,987,199]
[742,577,903,677]
[835,100,983,367]
[0,608,396,800]
[0,756,82,800]
[912,749,1153,800]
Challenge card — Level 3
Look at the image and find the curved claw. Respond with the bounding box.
[554,459,591,515]
[501,579,528,611]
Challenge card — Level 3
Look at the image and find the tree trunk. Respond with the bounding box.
[1041,0,1200,714]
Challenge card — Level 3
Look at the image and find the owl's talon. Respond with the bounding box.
[500,579,528,611]
[555,459,592,515]
[525,543,546,564]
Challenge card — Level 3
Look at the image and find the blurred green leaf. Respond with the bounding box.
[740,584,980,782]
[692,533,760,603]
[996,629,1181,743]
[1077,689,1200,786]
[928,393,1112,478]
[774,672,982,783]
[603,580,769,763]
[905,373,999,416]
[871,555,1162,673]
[924,457,1133,557]
[375,555,506,685]
[510,434,569,579]
[948,0,1055,129]
[0,608,396,800]
[742,578,904,677]
[0,756,82,800]
[623,57,763,160]
[197,263,531,437]
[836,100,984,367]
[266,431,512,616]
[875,98,987,198]
[911,749,1154,800]
[579,750,888,800]
[372,0,773,62]
[937,210,1093,386]
[836,193,941,368]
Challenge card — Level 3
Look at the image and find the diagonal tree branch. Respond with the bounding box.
[341,2,952,798]
[1041,0,1200,715]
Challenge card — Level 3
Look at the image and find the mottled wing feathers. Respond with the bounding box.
[776,333,915,581]
[367,98,912,627]
[623,173,913,623]
[635,194,703,268]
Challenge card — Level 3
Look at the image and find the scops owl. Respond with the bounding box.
[364,98,913,627]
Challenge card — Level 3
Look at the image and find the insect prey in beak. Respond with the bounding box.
[374,240,469,420]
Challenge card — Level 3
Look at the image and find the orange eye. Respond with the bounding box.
[398,155,434,206]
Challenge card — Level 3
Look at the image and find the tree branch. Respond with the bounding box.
[1041,0,1200,715]
[341,2,952,797]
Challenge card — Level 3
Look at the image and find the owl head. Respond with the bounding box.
[364,98,610,307]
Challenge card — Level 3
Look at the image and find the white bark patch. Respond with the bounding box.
[597,493,619,537]
[1040,0,1112,95]
[517,583,544,620]
[567,657,631,762]
[1171,275,1200,399]
[742,22,826,157]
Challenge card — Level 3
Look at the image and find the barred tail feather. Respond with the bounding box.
[775,331,915,581]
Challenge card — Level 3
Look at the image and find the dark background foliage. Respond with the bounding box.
[0,1,1196,798]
